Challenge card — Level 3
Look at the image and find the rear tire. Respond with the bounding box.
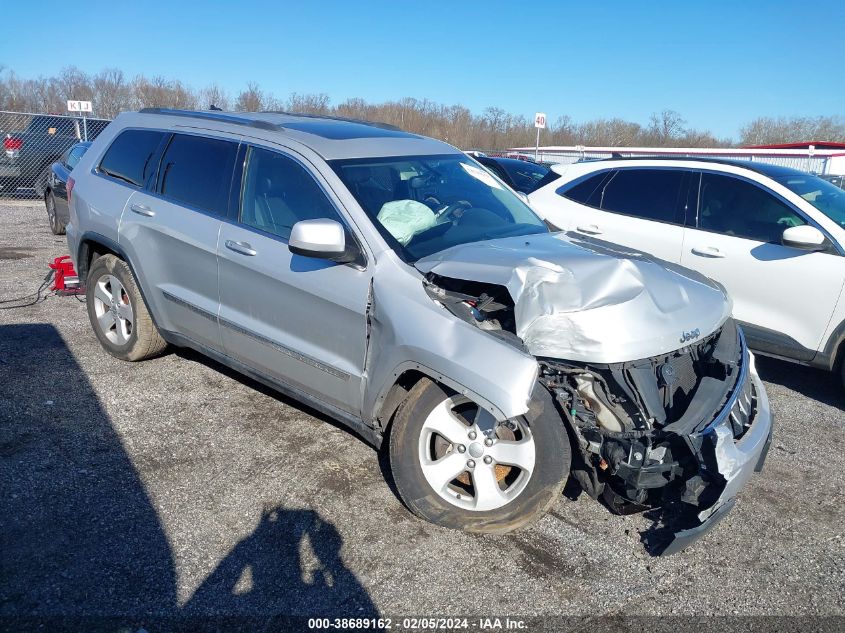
[86,254,167,361]
[45,192,65,235]
[388,378,570,533]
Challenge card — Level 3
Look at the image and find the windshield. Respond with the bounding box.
[331,154,548,261]
[775,173,845,228]
[497,159,550,194]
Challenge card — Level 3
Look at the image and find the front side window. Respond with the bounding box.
[158,134,237,216]
[330,154,548,262]
[99,129,166,187]
[774,173,845,229]
[240,146,344,240]
[698,173,806,243]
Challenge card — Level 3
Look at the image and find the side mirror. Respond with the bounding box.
[288,219,360,264]
[782,225,828,251]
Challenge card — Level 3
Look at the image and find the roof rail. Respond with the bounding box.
[138,108,279,131]
[261,111,402,132]
[593,154,801,177]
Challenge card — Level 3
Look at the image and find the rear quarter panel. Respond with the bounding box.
[66,118,131,271]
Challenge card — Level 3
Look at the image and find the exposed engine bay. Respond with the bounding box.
[425,271,763,550]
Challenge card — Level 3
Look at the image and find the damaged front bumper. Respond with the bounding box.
[538,324,773,555]
[660,358,773,554]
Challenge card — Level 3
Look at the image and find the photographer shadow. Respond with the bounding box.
[0,323,377,627]
[0,323,177,617]
[185,506,378,620]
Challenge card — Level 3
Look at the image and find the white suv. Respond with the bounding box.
[529,158,845,386]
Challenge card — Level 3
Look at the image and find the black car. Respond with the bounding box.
[44,142,90,234]
[820,174,844,190]
[0,115,108,196]
[472,155,550,194]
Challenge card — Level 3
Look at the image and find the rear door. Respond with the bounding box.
[559,167,691,263]
[217,144,371,415]
[118,132,238,352]
[680,171,844,357]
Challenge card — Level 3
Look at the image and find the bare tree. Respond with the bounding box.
[2,66,844,151]
[92,69,132,118]
[645,109,687,145]
[740,116,845,145]
[285,92,330,114]
[197,83,231,111]
[235,82,266,112]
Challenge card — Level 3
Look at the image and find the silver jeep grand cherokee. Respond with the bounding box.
[66,109,772,554]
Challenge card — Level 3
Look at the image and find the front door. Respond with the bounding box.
[681,171,844,358]
[217,145,371,415]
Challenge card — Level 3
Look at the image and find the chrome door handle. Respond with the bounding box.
[576,224,602,235]
[691,246,726,258]
[130,203,155,217]
[225,240,257,256]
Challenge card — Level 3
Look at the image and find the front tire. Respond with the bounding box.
[86,254,167,361]
[840,357,845,391]
[389,378,571,533]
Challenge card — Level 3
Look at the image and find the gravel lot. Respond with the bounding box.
[1,200,843,628]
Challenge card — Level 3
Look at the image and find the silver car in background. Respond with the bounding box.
[66,109,772,554]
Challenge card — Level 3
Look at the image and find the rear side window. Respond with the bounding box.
[698,173,806,243]
[533,169,561,191]
[560,172,611,206]
[99,130,166,187]
[498,160,549,193]
[599,169,686,223]
[478,158,510,183]
[66,145,87,170]
[158,134,238,216]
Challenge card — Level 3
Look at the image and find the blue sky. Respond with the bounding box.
[1,0,843,139]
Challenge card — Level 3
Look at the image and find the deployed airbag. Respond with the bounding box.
[377,199,436,245]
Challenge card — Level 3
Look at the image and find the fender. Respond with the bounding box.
[363,266,540,426]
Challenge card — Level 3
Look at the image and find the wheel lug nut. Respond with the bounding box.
[483,456,493,465]
[467,459,475,469]
[468,431,477,440]
[457,444,466,453]
[484,438,493,447]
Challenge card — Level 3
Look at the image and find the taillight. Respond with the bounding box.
[67,177,75,204]
[3,136,22,151]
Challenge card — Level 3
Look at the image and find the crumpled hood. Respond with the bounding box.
[415,232,732,363]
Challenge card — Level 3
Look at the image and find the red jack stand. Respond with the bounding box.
[49,256,84,296]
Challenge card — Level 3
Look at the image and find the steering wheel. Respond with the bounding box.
[435,200,473,224]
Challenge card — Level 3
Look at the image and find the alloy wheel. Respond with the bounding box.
[92,274,134,345]
[417,395,535,511]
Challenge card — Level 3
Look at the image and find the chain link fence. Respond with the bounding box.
[0,110,111,198]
